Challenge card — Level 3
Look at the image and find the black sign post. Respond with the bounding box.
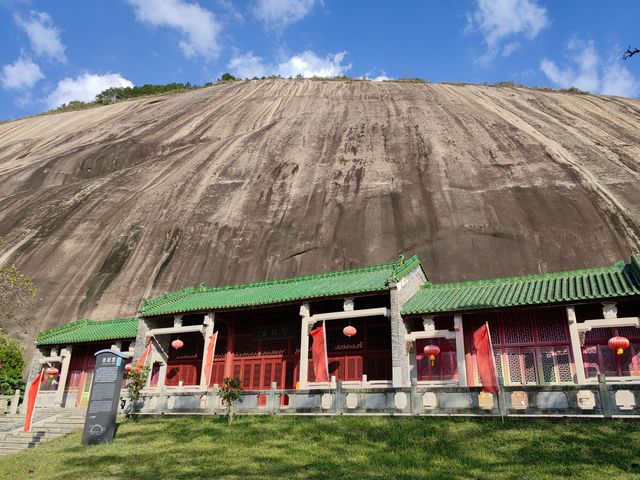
[81,349,127,445]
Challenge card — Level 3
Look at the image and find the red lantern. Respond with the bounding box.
[46,367,59,377]
[423,345,441,366]
[171,338,184,349]
[124,363,132,373]
[608,336,630,355]
[343,325,357,337]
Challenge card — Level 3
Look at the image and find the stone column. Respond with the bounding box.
[132,318,149,365]
[298,303,310,388]
[154,336,170,389]
[566,306,587,385]
[199,313,215,389]
[54,345,73,407]
[389,283,409,387]
[22,346,46,413]
[454,315,467,387]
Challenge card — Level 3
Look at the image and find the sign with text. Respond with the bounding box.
[81,349,126,445]
[254,326,295,340]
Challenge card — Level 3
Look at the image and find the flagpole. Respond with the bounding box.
[323,320,329,383]
[207,332,218,388]
[485,322,504,422]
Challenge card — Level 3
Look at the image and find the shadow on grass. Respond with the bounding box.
[1,416,639,480]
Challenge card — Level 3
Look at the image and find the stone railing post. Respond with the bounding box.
[334,381,343,415]
[269,382,277,415]
[209,384,219,415]
[597,374,613,418]
[9,390,20,414]
[410,378,418,415]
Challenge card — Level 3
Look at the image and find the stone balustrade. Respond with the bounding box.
[120,376,640,418]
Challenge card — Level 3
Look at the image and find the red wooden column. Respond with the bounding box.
[223,322,235,378]
[464,321,476,386]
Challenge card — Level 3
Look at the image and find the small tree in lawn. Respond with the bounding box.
[126,364,150,420]
[219,377,243,426]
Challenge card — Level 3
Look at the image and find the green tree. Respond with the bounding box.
[0,329,25,394]
[0,238,38,327]
[126,363,150,419]
[219,377,243,426]
[218,73,238,82]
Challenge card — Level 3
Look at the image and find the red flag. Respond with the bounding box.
[203,332,218,387]
[24,369,44,432]
[310,324,329,382]
[473,323,500,393]
[136,342,153,371]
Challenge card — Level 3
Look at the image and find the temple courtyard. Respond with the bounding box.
[0,416,637,479]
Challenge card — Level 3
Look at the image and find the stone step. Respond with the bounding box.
[0,438,44,447]
[37,427,79,434]
[0,445,28,455]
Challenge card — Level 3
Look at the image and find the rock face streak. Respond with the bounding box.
[0,79,639,354]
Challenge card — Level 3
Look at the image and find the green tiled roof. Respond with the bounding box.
[36,318,138,346]
[140,255,422,317]
[402,257,640,316]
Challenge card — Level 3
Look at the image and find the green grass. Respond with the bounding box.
[0,416,638,479]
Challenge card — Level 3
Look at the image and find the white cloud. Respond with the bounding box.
[46,73,133,108]
[127,0,221,59]
[227,52,268,78]
[468,0,549,63]
[253,0,319,30]
[14,11,66,62]
[0,57,44,90]
[540,39,640,98]
[360,71,393,82]
[228,50,351,79]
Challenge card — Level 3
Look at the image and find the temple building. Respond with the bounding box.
[27,255,640,415]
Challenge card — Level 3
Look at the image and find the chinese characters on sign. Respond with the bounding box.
[81,350,126,445]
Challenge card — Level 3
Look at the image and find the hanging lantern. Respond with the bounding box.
[46,367,59,377]
[124,363,132,373]
[608,336,630,355]
[423,345,441,366]
[343,325,357,337]
[171,338,184,349]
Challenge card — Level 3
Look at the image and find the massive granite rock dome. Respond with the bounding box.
[1,78,639,355]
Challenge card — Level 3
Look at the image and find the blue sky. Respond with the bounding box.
[1,0,640,120]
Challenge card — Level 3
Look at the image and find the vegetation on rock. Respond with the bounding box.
[0,238,38,328]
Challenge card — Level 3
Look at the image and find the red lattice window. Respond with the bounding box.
[581,327,640,378]
[231,358,287,390]
[467,307,573,386]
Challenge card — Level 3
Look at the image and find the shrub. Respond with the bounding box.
[219,377,243,426]
[126,363,150,419]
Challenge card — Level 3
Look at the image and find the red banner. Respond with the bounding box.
[310,325,329,382]
[203,332,218,387]
[473,323,500,393]
[24,370,44,432]
[136,342,153,371]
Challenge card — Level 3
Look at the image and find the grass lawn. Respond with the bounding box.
[0,416,638,479]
